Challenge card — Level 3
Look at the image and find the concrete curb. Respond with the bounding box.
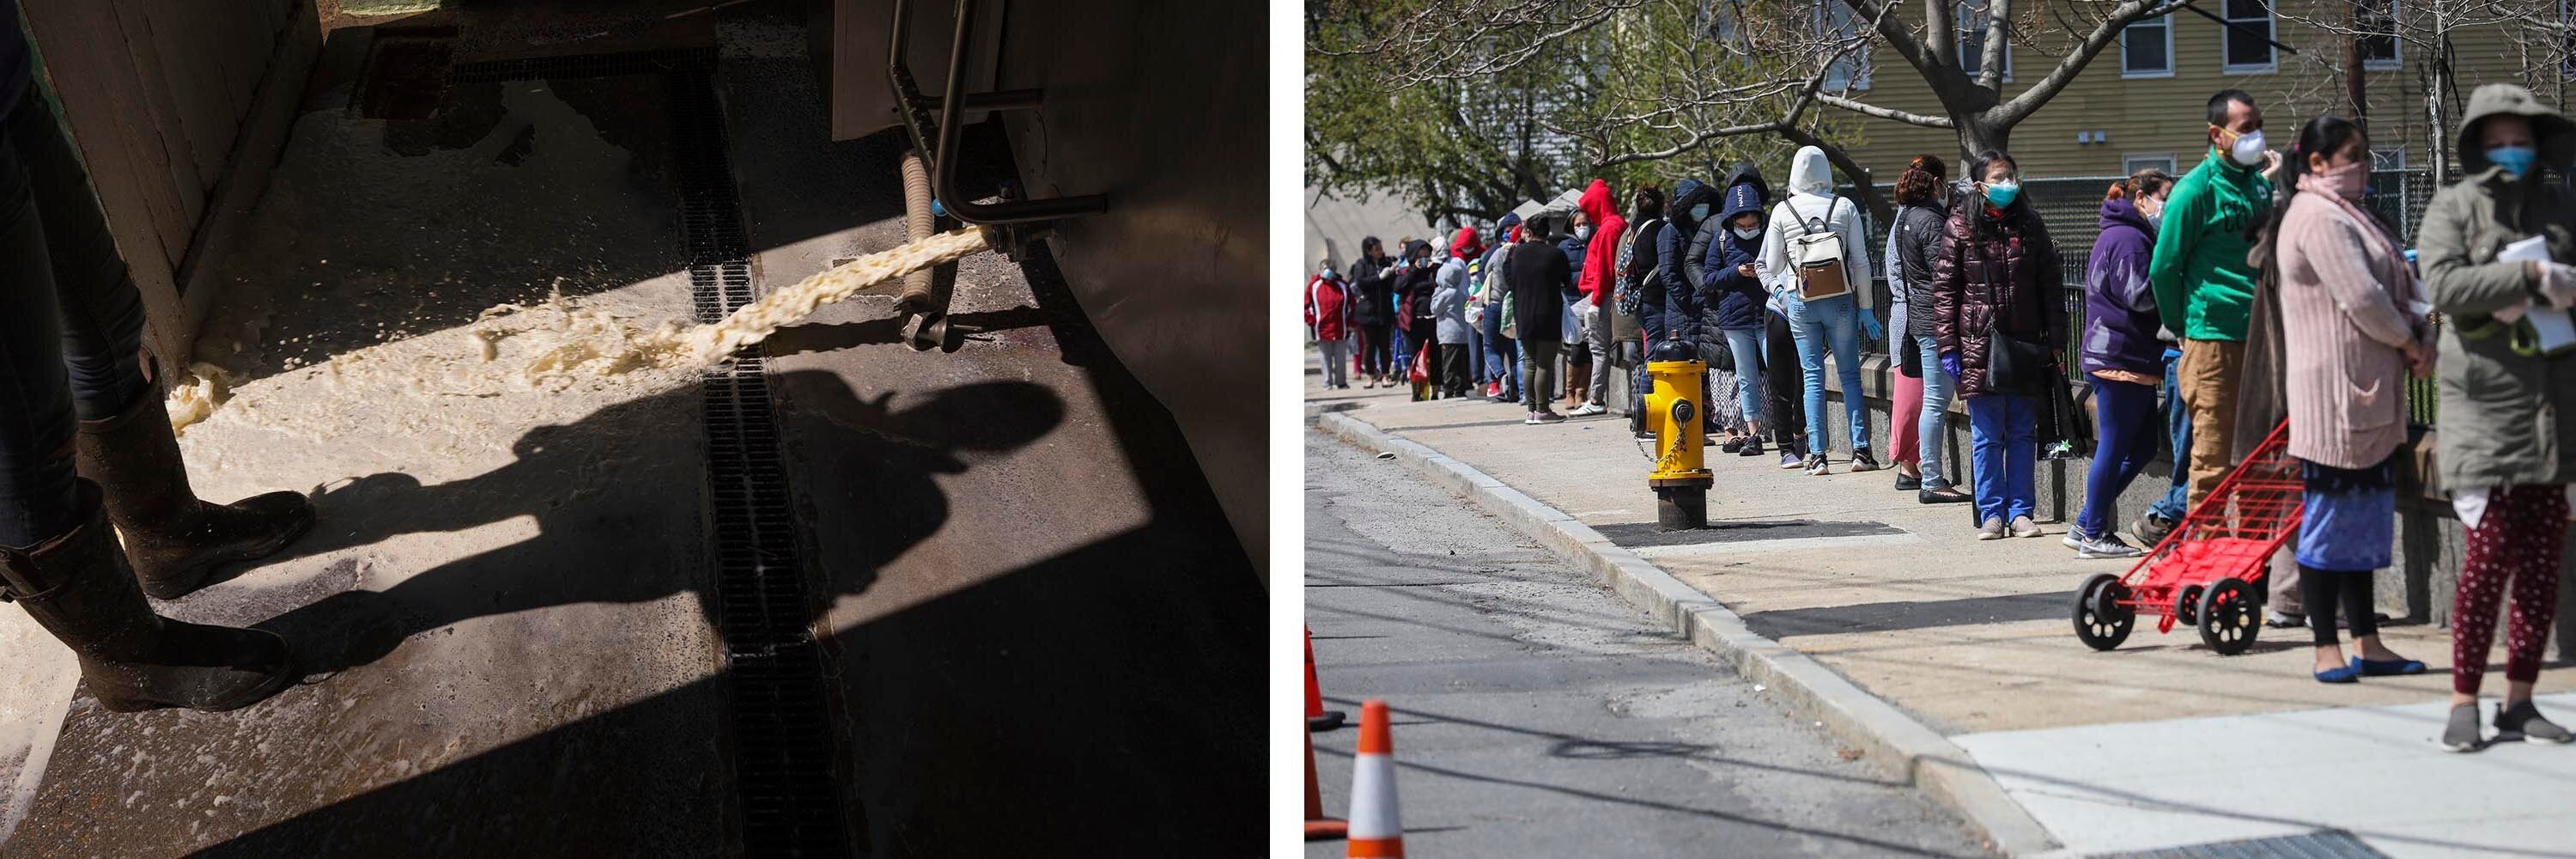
[1316,411,2062,858]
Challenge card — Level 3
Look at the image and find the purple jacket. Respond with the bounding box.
[2081,198,2163,376]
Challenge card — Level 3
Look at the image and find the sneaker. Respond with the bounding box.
[1489,393,1516,404]
[1487,381,1502,397]
[2263,609,2306,629]
[1739,438,1764,457]
[1534,411,1566,423]
[1524,411,1545,425]
[2009,515,2044,538]
[1977,517,2006,540]
[2065,530,2144,558]
[2498,700,2576,745]
[1893,472,1922,490]
[1570,402,1607,417]
[1779,452,1804,469]
[1848,451,1880,472]
[1918,486,1972,504]
[1802,454,1830,476]
[2134,513,2176,546]
[2441,703,2486,752]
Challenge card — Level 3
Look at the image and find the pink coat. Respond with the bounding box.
[2273,189,2430,469]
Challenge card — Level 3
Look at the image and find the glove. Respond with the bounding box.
[1940,351,1962,381]
[2540,261,2576,309]
[1859,313,1885,341]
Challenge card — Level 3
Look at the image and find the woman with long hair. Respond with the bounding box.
[1886,155,1970,503]
[2065,168,2175,557]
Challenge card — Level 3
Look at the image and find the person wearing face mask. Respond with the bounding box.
[1932,149,2068,540]
[1395,240,1441,399]
[1658,178,1722,439]
[1572,178,1626,416]
[2148,89,2279,528]
[2067,168,2175,557]
[1558,202,1594,409]
[1886,155,1969,503]
[1617,186,1666,437]
[1515,206,1578,423]
[1305,258,1353,389]
[1759,145,1880,476]
[1434,226,1484,399]
[2418,83,2576,752]
[1478,210,1528,401]
[2256,115,2435,691]
[1349,236,1398,388]
[1703,171,1771,455]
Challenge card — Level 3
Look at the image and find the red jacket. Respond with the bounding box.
[1305,275,1352,341]
[1576,179,1625,307]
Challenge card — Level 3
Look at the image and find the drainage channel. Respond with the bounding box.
[447,49,855,857]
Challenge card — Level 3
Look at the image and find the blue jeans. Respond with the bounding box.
[2148,349,2190,523]
[1466,317,1487,384]
[1911,332,1953,488]
[1722,327,1765,425]
[1966,394,2038,524]
[2078,379,2162,539]
[1784,292,1868,456]
[1391,328,1414,378]
[0,88,151,546]
[1482,308,1520,396]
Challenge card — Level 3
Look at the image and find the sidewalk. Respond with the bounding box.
[1312,383,2576,858]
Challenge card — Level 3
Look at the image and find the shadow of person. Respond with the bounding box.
[252,371,1065,679]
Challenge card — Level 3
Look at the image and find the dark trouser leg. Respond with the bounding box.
[1764,313,1803,453]
[2303,564,2346,647]
[10,89,147,424]
[0,115,77,547]
[2342,569,2379,641]
[1440,344,1468,396]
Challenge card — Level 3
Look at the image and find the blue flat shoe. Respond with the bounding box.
[2351,656,2427,677]
[2315,665,2360,684]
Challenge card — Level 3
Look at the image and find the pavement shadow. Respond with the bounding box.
[1741,592,2069,638]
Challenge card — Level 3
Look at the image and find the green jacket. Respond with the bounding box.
[2421,83,2576,489]
[2148,151,2270,341]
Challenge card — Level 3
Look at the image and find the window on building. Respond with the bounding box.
[2358,0,2400,69]
[1956,0,2013,78]
[2222,0,2275,71]
[2121,15,2173,76]
[1819,0,1871,89]
[2123,153,2178,175]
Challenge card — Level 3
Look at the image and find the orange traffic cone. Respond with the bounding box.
[1306,627,1346,731]
[1304,726,1348,841]
[1345,699,1403,857]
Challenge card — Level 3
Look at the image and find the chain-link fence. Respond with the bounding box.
[1843,169,2444,421]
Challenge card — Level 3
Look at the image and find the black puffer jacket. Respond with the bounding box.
[1931,197,2068,396]
[1659,179,1716,346]
[1892,197,1949,342]
[1349,252,1396,327]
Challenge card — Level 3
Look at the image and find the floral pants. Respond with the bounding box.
[2451,484,2569,696]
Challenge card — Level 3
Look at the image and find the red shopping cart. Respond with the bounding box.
[2072,418,2299,655]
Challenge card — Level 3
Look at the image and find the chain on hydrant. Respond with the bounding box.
[1643,338,1712,531]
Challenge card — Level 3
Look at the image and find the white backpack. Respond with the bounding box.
[1786,197,1851,302]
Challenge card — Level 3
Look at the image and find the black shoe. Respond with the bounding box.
[0,482,296,713]
[1848,450,1880,472]
[1894,473,1922,490]
[1918,485,1972,504]
[75,393,315,600]
[2134,513,2177,547]
[1720,437,1745,453]
[1739,438,1765,457]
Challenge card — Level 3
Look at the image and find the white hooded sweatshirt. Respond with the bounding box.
[1757,145,1874,312]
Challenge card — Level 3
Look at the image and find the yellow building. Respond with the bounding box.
[1835,0,2553,182]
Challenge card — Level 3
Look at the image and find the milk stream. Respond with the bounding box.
[165,229,989,434]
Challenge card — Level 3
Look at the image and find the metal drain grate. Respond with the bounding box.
[2091,830,2392,859]
[453,51,854,857]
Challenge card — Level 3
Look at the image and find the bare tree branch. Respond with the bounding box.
[1990,0,2190,125]
[1818,93,1957,127]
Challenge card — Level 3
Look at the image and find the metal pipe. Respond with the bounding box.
[918,88,1045,112]
[933,0,1107,225]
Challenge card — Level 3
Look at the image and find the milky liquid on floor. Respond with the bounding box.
[165,228,988,435]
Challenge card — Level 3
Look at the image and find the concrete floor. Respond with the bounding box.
[0,3,1259,856]
[1305,426,1988,858]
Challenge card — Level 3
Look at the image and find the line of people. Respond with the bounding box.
[1309,83,2576,752]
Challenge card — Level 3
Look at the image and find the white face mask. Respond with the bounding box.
[1732,226,1762,241]
[2228,129,2268,167]
[1575,224,1594,241]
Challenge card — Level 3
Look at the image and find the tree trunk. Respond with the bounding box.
[2427,26,2451,181]
[1953,119,2009,166]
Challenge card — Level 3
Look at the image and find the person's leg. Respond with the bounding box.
[2342,565,2407,664]
[1765,312,1805,456]
[2076,381,2151,539]
[2301,564,2348,671]
[2451,490,2520,704]
[1787,297,1830,459]
[2148,350,2191,525]
[1727,328,1764,440]
[1525,341,1559,413]
[1467,319,1486,386]
[2178,338,2242,508]
[1965,396,2005,525]
[2005,394,2038,522]
[1504,338,1522,399]
[1917,333,1955,490]
[1320,338,1346,387]
[1586,304,1613,405]
[1891,369,1922,472]
[1822,298,1870,458]
[0,137,79,549]
[2500,486,2569,706]
[1442,344,1469,397]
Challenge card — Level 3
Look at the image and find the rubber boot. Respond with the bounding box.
[73,391,315,600]
[1,482,296,712]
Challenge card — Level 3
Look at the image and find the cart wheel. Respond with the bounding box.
[2173,584,2203,626]
[2074,573,2134,651]
[2196,576,2259,655]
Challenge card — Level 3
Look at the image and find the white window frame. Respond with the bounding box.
[2358,0,2402,70]
[2221,0,2278,74]
[1816,1,1874,90]
[2120,15,2175,78]
[2123,153,2178,175]
[1955,0,2014,81]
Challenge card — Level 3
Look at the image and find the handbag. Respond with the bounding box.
[1787,197,1851,302]
[2049,366,2095,458]
[1710,339,1735,373]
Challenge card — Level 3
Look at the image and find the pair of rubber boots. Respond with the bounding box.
[0,395,314,713]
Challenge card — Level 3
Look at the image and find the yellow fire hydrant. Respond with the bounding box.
[1644,339,1711,530]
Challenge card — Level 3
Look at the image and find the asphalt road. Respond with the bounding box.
[1303,423,1990,858]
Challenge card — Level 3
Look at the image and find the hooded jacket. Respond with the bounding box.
[2082,196,2164,376]
[1759,147,1874,312]
[1658,179,1716,344]
[2421,82,2576,487]
[1395,240,1439,343]
[1618,198,1666,343]
[1349,241,1397,328]
[1433,228,1481,344]
[2148,141,2271,342]
[1511,220,1575,344]
[1576,179,1625,308]
[1704,180,1768,332]
[1932,190,2069,396]
[1306,272,1352,341]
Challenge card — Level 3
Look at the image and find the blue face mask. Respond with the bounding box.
[1983,180,2020,208]
[2488,145,2538,178]
[1691,204,1711,221]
